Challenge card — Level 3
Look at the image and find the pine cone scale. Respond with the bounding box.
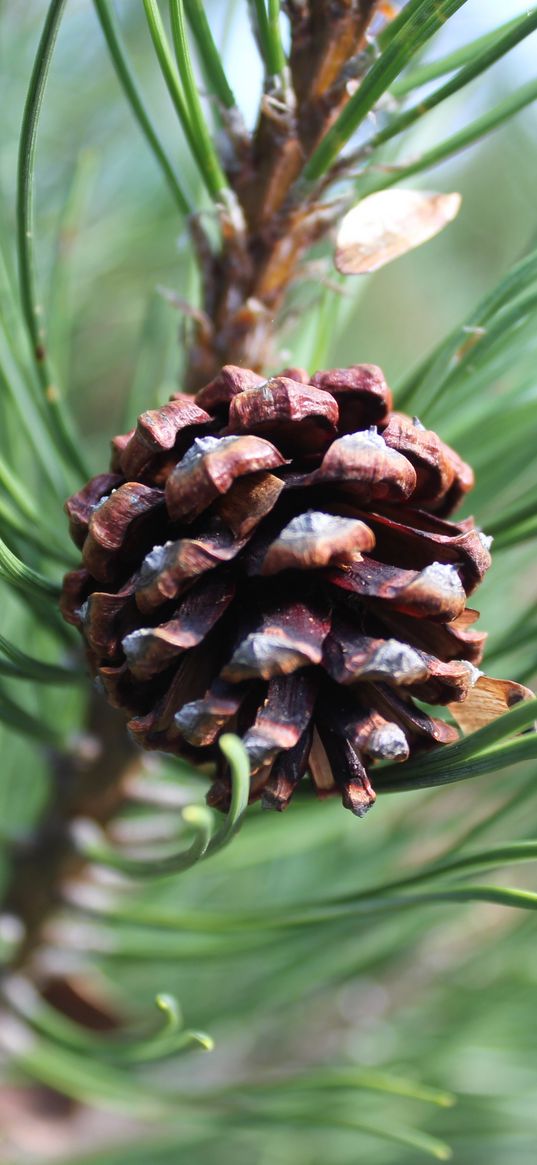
[353,508,492,591]
[164,434,286,523]
[120,396,213,481]
[65,472,123,548]
[221,601,331,682]
[134,528,248,613]
[82,484,165,584]
[123,571,237,680]
[325,558,467,621]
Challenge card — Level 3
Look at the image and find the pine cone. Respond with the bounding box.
[61,364,530,816]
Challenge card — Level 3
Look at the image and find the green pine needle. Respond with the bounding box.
[169,0,229,199]
[0,632,81,684]
[0,535,60,600]
[303,0,469,182]
[360,77,537,196]
[392,13,531,96]
[16,0,89,481]
[184,0,237,109]
[251,0,286,78]
[368,10,537,152]
[93,0,193,214]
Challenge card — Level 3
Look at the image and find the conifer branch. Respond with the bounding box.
[0,8,536,1149]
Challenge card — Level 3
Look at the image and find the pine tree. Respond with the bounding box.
[0,3,537,1162]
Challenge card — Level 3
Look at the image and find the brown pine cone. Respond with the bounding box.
[60,364,530,816]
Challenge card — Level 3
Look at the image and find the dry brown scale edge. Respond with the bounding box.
[60,362,533,819]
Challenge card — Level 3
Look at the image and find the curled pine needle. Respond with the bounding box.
[70,734,249,877]
[70,806,214,879]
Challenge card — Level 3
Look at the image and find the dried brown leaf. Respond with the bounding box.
[335,190,462,275]
[448,674,535,734]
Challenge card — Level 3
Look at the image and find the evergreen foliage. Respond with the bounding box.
[0,3,536,1161]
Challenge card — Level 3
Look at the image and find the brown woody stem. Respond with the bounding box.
[3,694,140,972]
[186,1,381,385]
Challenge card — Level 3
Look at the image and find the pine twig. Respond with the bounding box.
[187,1,381,384]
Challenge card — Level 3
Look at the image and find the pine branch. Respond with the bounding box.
[186,0,382,384]
[0,6,536,1151]
[3,0,535,959]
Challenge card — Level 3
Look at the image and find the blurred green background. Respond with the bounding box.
[1,3,537,1163]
